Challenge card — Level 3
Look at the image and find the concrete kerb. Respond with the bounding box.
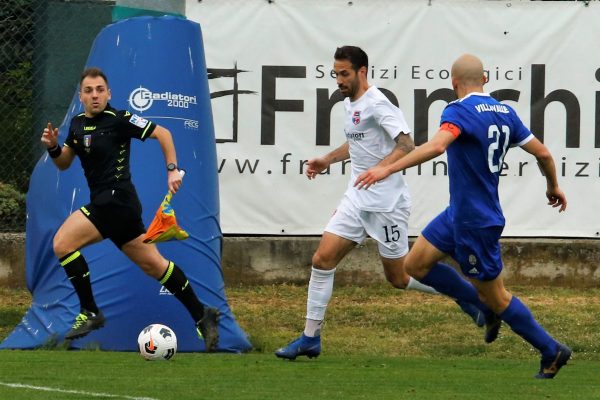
[2,233,598,288]
[221,236,600,288]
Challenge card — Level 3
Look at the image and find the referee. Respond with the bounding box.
[40,67,219,351]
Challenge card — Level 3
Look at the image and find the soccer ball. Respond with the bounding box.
[137,324,177,361]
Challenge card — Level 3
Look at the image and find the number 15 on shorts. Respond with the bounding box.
[383,225,400,243]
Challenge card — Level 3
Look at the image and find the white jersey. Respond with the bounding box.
[343,86,411,212]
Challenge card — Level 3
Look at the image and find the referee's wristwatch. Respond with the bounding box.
[166,163,177,172]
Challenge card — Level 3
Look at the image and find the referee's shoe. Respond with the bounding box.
[65,309,105,340]
[196,307,220,352]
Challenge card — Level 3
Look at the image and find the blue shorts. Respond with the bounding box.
[422,207,504,281]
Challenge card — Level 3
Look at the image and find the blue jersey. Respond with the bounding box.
[440,93,533,228]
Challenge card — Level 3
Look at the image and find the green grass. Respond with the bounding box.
[227,285,600,360]
[0,352,597,400]
[1,285,599,399]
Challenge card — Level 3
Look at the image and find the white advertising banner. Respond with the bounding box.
[187,0,600,237]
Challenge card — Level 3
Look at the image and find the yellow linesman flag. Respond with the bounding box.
[143,190,189,243]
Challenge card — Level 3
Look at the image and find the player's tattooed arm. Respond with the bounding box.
[379,132,414,167]
[395,132,415,155]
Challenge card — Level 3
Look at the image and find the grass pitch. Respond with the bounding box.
[1,285,599,399]
[0,352,597,400]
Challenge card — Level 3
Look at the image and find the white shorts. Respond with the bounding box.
[324,195,410,259]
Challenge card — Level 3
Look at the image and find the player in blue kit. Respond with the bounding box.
[355,54,571,379]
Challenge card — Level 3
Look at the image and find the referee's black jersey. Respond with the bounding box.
[64,104,156,199]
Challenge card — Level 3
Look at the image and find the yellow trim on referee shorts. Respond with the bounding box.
[80,206,90,216]
[159,261,175,285]
[60,251,81,267]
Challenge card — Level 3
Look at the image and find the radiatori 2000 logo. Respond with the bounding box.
[128,86,198,112]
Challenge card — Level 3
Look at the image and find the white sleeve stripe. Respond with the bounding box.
[517,133,534,147]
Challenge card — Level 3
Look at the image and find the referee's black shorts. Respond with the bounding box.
[80,187,146,249]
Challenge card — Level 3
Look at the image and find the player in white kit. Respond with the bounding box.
[275,46,483,360]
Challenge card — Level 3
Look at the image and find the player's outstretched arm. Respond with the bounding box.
[520,137,567,212]
[150,125,182,194]
[305,142,350,180]
[41,122,75,170]
[355,128,455,189]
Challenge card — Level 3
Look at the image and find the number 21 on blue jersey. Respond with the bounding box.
[487,124,510,173]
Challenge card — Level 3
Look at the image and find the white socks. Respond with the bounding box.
[304,319,323,338]
[304,267,336,337]
[302,270,435,337]
[406,276,438,295]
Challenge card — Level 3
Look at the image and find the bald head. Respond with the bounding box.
[452,54,486,85]
[450,54,486,97]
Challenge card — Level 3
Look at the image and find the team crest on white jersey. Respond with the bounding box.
[352,111,361,125]
[129,114,149,128]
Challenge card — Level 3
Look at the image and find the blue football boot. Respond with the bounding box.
[455,299,485,327]
[535,343,572,379]
[275,334,321,360]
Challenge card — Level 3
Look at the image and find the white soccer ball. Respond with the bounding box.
[137,324,177,361]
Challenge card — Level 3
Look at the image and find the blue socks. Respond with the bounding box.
[500,296,557,357]
[420,263,490,312]
[421,263,558,357]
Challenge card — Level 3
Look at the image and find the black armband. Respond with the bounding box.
[47,144,62,158]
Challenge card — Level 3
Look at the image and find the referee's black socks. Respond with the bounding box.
[159,261,205,323]
[59,251,99,314]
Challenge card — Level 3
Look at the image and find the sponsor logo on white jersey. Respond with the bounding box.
[345,130,365,141]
